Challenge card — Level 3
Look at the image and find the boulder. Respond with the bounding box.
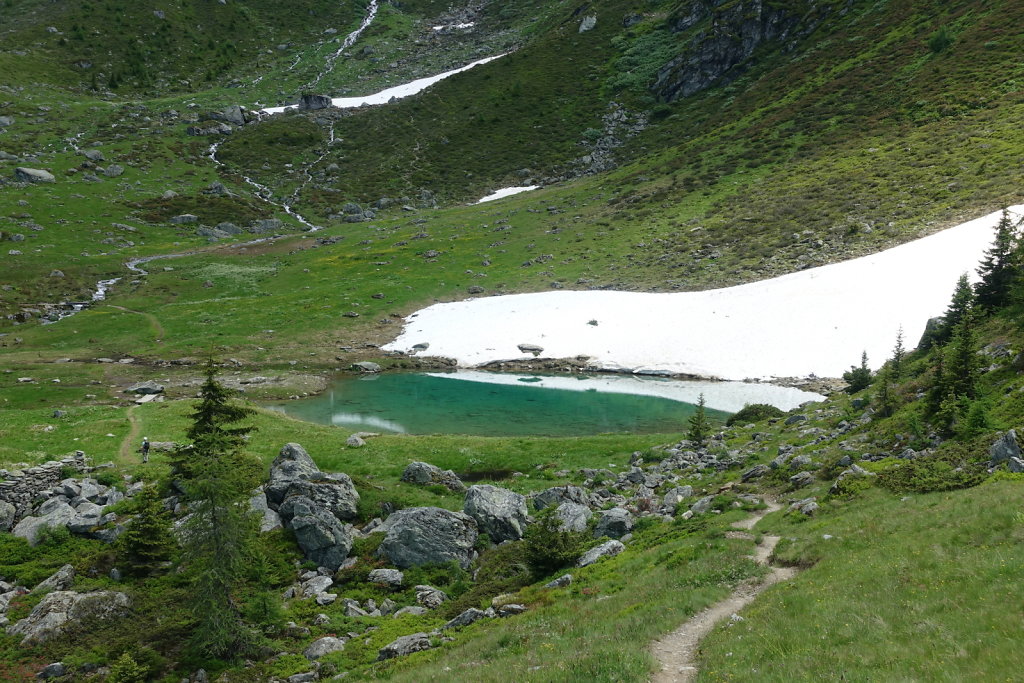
[0,501,15,532]
[577,540,625,567]
[13,501,75,545]
[266,443,321,505]
[126,381,164,396]
[304,636,346,660]
[284,496,353,571]
[517,343,544,357]
[378,507,477,569]
[299,94,332,111]
[301,575,333,598]
[352,361,381,373]
[220,105,247,126]
[81,149,104,162]
[415,585,448,609]
[377,632,431,660]
[33,565,75,594]
[594,507,633,539]
[392,605,428,618]
[463,484,528,542]
[248,218,284,233]
[544,574,572,589]
[368,568,403,588]
[989,430,1021,465]
[662,486,693,508]
[442,607,490,630]
[281,475,359,523]
[37,662,66,679]
[532,485,591,511]
[14,167,55,183]
[169,214,198,224]
[6,590,130,645]
[103,164,124,178]
[346,435,366,448]
[400,461,465,492]
[553,501,591,533]
[689,495,715,515]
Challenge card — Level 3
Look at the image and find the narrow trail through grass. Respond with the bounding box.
[107,305,166,343]
[118,404,142,463]
[650,500,797,683]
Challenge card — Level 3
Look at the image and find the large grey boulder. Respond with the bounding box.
[662,486,693,509]
[414,585,448,609]
[594,508,634,539]
[532,485,591,511]
[0,500,15,532]
[377,507,478,569]
[368,568,403,588]
[299,94,332,111]
[266,443,321,505]
[442,607,490,630]
[377,633,431,660]
[689,495,716,515]
[400,461,465,492]
[553,501,592,532]
[6,590,130,644]
[12,501,76,545]
[463,485,528,542]
[304,636,346,660]
[281,475,359,522]
[989,430,1021,465]
[577,540,625,567]
[284,496,353,571]
[14,167,55,183]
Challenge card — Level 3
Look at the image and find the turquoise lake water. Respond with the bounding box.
[267,372,731,437]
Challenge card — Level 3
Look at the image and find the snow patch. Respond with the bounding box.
[385,207,1022,380]
[474,185,540,204]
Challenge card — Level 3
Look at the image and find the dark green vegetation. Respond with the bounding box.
[1,0,1024,680]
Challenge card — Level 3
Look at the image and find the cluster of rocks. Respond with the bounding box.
[1,564,131,646]
[0,451,90,522]
[185,105,254,135]
[326,190,438,222]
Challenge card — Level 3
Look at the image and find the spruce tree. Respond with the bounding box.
[687,393,711,446]
[891,327,906,382]
[935,274,974,346]
[175,362,262,659]
[974,209,1021,311]
[117,484,175,576]
[842,351,871,393]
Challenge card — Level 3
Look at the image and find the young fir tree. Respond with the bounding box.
[842,351,871,393]
[174,362,262,659]
[117,484,175,576]
[933,274,974,347]
[687,393,711,446]
[929,310,980,434]
[974,209,1021,311]
[890,327,906,382]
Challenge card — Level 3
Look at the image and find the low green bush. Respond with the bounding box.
[726,403,784,426]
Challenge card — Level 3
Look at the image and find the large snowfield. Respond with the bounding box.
[385,207,1023,380]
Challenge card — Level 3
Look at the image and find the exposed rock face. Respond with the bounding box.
[463,485,528,542]
[32,565,75,594]
[377,507,478,569]
[368,568,403,588]
[653,0,849,102]
[6,590,131,644]
[0,501,15,532]
[400,461,465,492]
[249,488,282,532]
[12,500,76,545]
[282,475,359,522]
[266,443,322,505]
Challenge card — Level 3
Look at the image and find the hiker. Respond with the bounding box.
[141,437,150,463]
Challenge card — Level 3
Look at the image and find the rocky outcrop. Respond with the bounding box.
[0,452,88,520]
[6,590,130,645]
[463,485,528,542]
[266,443,321,505]
[577,539,625,567]
[989,430,1020,465]
[594,507,633,539]
[653,0,850,102]
[377,507,478,569]
[532,485,592,511]
[400,461,465,492]
[299,94,332,111]
[377,632,431,660]
[280,496,353,571]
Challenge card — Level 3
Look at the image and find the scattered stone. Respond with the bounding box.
[36,662,66,679]
[544,574,572,589]
[790,471,815,488]
[442,607,489,630]
[400,461,465,492]
[989,430,1020,465]
[517,343,544,357]
[346,435,366,448]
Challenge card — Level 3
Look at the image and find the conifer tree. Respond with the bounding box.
[974,209,1021,311]
[934,274,974,347]
[842,351,871,393]
[117,484,175,576]
[175,362,262,659]
[687,393,711,446]
[890,327,906,382]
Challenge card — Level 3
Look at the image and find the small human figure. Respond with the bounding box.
[141,437,150,463]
